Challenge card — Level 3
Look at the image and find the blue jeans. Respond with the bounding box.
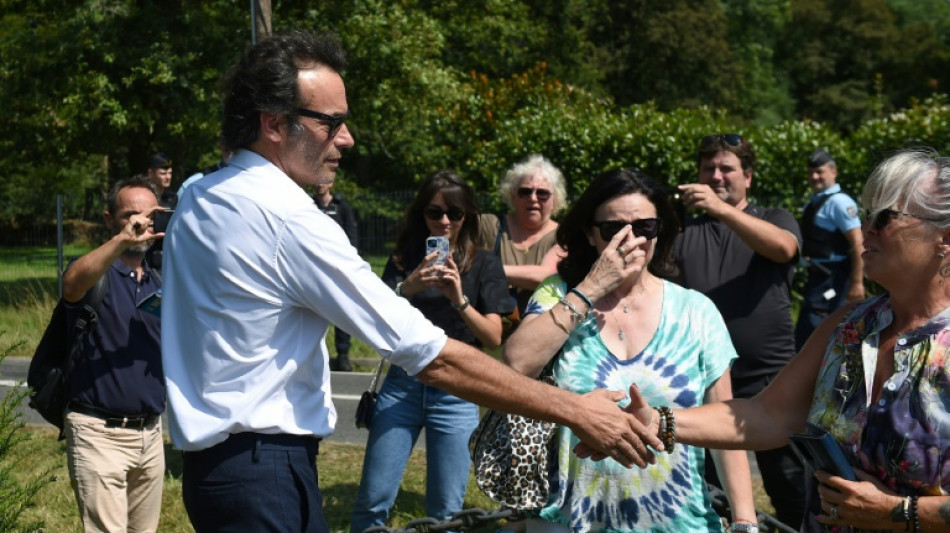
[350,365,479,533]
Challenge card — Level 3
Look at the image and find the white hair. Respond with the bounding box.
[862,149,950,229]
[498,154,567,214]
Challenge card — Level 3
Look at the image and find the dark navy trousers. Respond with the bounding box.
[182,432,327,533]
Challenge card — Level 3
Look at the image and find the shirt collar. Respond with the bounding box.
[812,183,842,200]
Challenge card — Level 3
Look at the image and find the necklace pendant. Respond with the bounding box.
[618,330,625,341]
[622,304,629,313]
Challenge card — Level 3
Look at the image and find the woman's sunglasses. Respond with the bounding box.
[424,205,465,222]
[594,218,662,241]
[516,187,552,202]
[864,208,942,231]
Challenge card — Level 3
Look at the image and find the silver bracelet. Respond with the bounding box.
[558,297,584,323]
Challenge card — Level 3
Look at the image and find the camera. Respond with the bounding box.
[153,210,174,233]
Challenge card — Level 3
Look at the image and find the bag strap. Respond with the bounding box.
[367,359,385,393]
[493,214,507,256]
[64,274,110,377]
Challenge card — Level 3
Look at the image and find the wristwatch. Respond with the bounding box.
[729,522,759,533]
[453,296,471,312]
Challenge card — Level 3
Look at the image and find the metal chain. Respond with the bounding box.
[357,488,797,533]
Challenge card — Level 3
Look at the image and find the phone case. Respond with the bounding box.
[425,236,450,266]
[789,423,857,481]
[137,290,163,317]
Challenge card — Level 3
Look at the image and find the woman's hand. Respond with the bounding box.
[435,255,465,306]
[814,469,905,531]
[400,252,447,297]
[576,225,647,302]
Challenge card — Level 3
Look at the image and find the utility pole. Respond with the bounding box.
[250,0,272,44]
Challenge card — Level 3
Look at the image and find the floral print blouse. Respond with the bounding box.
[804,294,950,532]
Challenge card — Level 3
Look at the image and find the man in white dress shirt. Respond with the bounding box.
[162,30,660,532]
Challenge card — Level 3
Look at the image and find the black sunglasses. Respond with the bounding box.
[424,205,465,222]
[700,133,744,148]
[594,218,662,241]
[864,208,942,231]
[516,187,552,202]
[295,107,350,138]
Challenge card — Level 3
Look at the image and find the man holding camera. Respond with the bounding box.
[60,175,166,533]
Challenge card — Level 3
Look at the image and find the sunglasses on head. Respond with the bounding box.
[295,107,350,138]
[864,208,942,231]
[594,218,662,241]
[516,187,552,202]
[424,205,465,222]
[700,133,744,148]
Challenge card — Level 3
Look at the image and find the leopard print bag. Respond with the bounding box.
[468,373,558,510]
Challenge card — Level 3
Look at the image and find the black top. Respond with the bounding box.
[801,192,849,260]
[673,205,802,394]
[382,250,514,347]
[315,193,358,248]
[65,258,164,416]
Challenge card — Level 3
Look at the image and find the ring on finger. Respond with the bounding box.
[830,504,839,520]
[617,246,626,256]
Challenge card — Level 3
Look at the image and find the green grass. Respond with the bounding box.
[14,426,506,533]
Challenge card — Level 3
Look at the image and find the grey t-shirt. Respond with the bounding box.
[673,205,802,396]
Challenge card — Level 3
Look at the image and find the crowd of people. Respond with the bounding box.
[50,29,950,533]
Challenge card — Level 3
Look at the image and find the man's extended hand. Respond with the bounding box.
[678,183,732,218]
[569,384,662,468]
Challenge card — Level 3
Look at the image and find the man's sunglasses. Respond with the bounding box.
[424,205,465,222]
[864,208,942,231]
[516,187,552,202]
[700,133,744,148]
[295,107,350,138]
[594,218,662,241]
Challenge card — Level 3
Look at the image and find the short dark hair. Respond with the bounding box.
[556,169,680,288]
[106,175,159,216]
[221,31,346,152]
[393,170,481,274]
[696,134,756,175]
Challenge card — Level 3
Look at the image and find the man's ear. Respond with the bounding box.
[103,210,114,232]
[259,112,285,143]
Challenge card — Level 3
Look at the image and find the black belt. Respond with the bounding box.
[69,403,160,430]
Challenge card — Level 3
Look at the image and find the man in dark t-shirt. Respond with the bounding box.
[673,134,806,530]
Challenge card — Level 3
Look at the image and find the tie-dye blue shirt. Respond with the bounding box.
[524,276,737,532]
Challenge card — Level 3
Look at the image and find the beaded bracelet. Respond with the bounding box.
[655,406,675,453]
[558,297,585,324]
[569,287,593,313]
[910,495,920,533]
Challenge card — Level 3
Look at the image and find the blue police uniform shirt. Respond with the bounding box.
[805,184,860,263]
[65,258,164,416]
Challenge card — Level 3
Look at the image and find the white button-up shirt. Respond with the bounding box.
[162,149,446,451]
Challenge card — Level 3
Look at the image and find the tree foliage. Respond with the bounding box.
[0,0,949,226]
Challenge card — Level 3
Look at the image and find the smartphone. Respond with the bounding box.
[789,423,857,481]
[425,236,450,266]
[153,210,174,233]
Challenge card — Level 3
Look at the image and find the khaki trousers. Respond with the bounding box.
[65,410,165,533]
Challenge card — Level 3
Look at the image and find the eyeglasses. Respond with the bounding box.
[424,205,465,222]
[700,133,744,148]
[594,218,662,241]
[516,187,552,202]
[864,208,943,231]
[295,107,350,138]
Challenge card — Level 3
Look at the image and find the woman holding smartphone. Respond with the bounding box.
[350,170,514,532]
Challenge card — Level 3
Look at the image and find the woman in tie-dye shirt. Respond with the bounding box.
[664,149,950,532]
[504,169,757,532]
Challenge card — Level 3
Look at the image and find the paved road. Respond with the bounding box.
[0,357,386,447]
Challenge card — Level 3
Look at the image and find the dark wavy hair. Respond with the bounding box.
[392,170,481,274]
[556,169,680,289]
[696,133,756,174]
[222,31,346,152]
